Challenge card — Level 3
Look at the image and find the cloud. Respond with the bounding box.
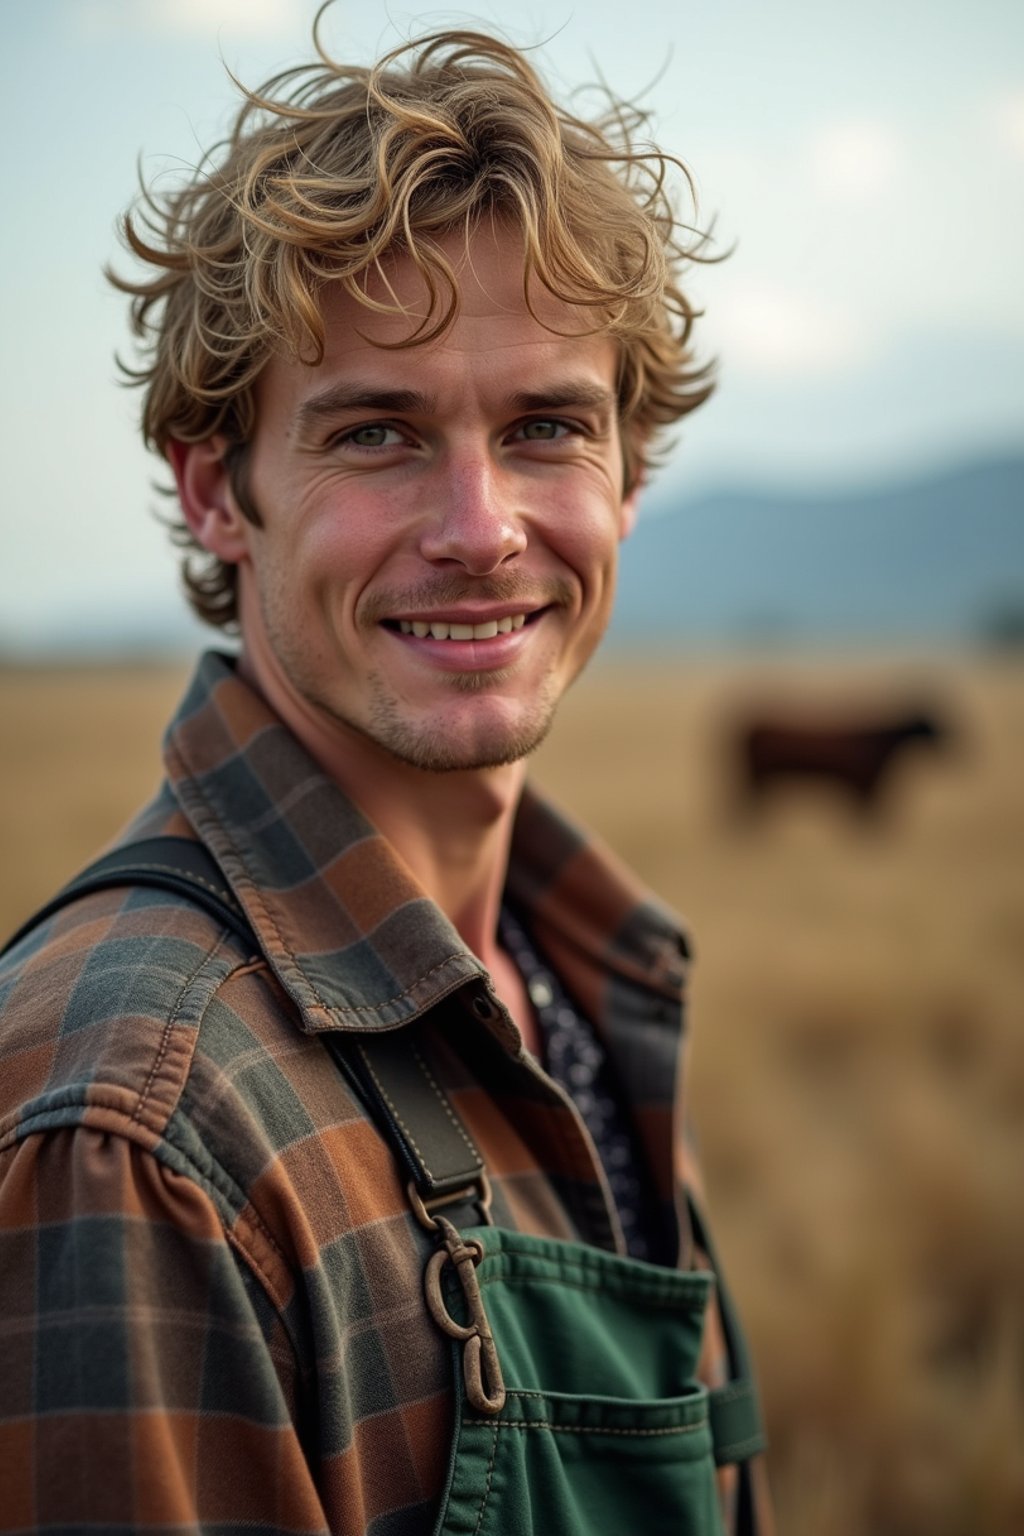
[990,91,1024,159]
[809,120,907,199]
[710,283,874,380]
[75,0,300,39]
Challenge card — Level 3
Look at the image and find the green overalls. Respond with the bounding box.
[338,1028,766,1536]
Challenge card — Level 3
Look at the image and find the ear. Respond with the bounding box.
[619,478,643,541]
[167,436,252,563]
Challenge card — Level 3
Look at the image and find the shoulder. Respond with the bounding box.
[0,878,400,1311]
[0,883,266,1149]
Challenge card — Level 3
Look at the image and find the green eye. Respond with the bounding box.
[520,420,563,440]
[348,425,393,447]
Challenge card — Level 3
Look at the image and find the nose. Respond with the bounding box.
[418,454,527,574]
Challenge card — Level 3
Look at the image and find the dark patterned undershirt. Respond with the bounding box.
[498,904,659,1263]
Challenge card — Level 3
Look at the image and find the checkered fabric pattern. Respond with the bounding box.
[0,651,768,1534]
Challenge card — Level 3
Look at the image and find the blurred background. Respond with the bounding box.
[1,3,1022,1532]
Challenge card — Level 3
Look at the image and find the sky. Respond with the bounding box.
[1,0,1021,649]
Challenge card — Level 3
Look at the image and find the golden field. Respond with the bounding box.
[1,652,1021,1535]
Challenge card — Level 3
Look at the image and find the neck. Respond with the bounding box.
[237,648,526,971]
[346,750,527,966]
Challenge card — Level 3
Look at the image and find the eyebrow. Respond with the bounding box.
[294,384,430,435]
[503,383,617,414]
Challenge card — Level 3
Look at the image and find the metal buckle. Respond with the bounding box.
[407,1170,494,1232]
[407,1176,505,1415]
[424,1214,506,1415]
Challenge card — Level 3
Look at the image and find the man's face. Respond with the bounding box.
[207,227,638,773]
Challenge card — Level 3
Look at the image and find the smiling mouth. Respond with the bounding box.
[386,613,530,641]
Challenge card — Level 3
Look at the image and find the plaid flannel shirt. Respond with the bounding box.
[0,651,767,1534]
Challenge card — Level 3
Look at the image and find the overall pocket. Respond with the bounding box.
[432,1228,725,1536]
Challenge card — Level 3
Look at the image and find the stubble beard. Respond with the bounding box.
[363,665,563,772]
[265,608,569,773]
[351,572,599,770]
[259,571,604,774]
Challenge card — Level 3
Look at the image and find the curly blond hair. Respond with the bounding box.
[110,19,716,629]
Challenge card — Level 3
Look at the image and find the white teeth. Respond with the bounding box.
[395,613,528,640]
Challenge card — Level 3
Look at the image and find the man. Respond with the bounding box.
[0,24,769,1535]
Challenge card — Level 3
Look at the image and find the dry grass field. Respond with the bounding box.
[1,651,1021,1535]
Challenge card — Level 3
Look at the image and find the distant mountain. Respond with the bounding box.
[608,453,1024,646]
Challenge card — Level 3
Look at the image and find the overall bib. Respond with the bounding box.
[429,1223,723,1535]
[340,1030,766,1536]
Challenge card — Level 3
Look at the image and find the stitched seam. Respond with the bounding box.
[102,860,236,907]
[320,957,470,1017]
[224,1224,290,1315]
[491,1388,705,1402]
[131,937,222,1126]
[232,1200,289,1272]
[472,1272,709,1308]
[463,1419,707,1437]
[409,1043,481,1163]
[471,1422,501,1536]
[355,1040,436,1181]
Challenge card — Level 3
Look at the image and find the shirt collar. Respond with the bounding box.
[163,651,688,1035]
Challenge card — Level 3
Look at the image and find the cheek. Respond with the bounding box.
[541,494,624,584]
[290,499,391,587]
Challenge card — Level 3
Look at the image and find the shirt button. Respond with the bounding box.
[527,976,554,1008]
[470,992,500,1022]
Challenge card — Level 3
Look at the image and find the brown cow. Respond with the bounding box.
[733,707,950,815]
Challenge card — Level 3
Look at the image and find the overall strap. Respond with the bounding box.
[688,1197,765,1465]
[1,836,255,956]
[322,1030,490,1227]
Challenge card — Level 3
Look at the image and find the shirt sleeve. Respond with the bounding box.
[0,1124,330,1534]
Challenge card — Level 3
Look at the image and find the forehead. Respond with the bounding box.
[345,222,603,340]
[258,225,620,418]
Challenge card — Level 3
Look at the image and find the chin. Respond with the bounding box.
[365,692,558,774]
